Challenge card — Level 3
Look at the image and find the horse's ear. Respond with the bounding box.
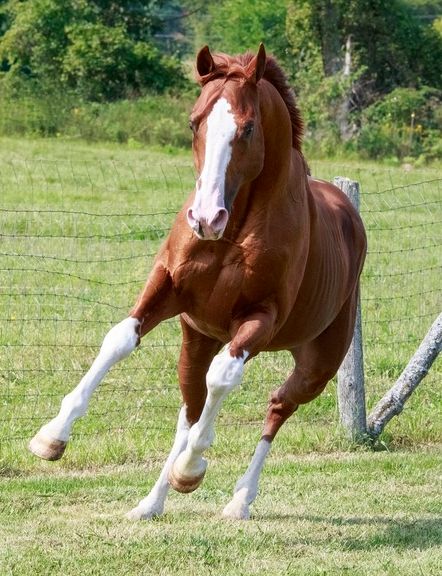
[196,45,216,84]
[245,43,267,83]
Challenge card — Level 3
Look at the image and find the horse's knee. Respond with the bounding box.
[100,317,141,363]
[206,346,248,396]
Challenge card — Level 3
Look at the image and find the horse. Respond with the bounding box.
[29,44,367,520]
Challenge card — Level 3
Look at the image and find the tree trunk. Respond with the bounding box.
[321,1,341,76]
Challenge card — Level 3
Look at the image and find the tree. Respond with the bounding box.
[189,0,289,65]
[286,0,442,95]
[0,0,186,101]
[285,0,442,155]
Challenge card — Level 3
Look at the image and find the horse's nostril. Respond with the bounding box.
[210,209,229,231]
[187,207,198,227]
[212,212,223,225]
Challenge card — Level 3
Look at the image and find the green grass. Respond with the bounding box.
[1,450,441,575]
[0,136,441,573]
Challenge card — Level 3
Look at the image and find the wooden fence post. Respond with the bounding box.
[367,313,442,439]
[333,177,367,441]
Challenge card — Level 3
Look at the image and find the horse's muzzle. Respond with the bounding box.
[187,207,229,240]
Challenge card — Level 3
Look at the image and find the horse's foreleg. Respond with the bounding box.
[127,320,220,519]
[169,311,275,494]
[168,344,249,492]
[29,264,179,461]
[28,317,141,460]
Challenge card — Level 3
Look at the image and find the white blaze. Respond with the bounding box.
[194,97,237,218]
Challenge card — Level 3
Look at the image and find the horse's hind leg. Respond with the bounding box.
[29,264,179,461]
[221,367,299,520]
[223,294,358,519]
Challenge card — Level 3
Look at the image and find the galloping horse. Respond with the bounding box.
[29,45,366,520]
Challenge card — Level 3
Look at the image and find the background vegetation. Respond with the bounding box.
[0,0,441,161]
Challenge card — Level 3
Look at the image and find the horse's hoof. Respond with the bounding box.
[168,465,206,494]
[222,499,251,520]
[125,505,163,521]
[28,431,67,461]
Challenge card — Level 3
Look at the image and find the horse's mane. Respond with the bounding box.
[199,52,303,151]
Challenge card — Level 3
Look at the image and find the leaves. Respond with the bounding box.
[0,0,186,101]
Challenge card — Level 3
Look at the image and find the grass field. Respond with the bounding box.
[1,450,441,576]
[0,137,441,575]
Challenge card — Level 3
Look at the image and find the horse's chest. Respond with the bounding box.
[174,258,243,306]
[173,252,275,333]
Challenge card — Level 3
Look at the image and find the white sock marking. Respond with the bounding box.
[172,345,249,480]
[39,317,140,441]
[222,439,271,520]
[126,406,190,520]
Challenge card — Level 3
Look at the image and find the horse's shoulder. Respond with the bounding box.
[308,177,366,253]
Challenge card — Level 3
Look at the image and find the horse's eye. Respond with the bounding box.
[242,121,255,138]
[189,120,195,132]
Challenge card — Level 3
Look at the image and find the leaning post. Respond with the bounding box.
[333,177,367,442]
[367,313,442,439]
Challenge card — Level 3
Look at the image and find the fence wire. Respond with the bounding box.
[0,159,441,447]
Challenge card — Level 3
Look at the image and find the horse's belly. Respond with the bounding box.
[181,313,232,343]
[267,308,338,351]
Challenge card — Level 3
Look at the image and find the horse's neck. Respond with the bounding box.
[256,81,309,211]
[232,147,309,234]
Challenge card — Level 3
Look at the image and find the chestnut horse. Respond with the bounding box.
[29,45,366,520]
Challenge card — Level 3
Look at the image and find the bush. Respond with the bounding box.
[62,22,185,101]
[0,0,187,102]
[358,87,442,160]
[0,90,194,149]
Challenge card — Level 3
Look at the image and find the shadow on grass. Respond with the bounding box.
[264,513,442,550]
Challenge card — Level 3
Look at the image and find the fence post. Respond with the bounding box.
[333,177,367,441]
[367,312,442,439]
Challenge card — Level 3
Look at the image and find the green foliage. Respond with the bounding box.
[62,21,183,101]
[193,0,289,64]
[0,0,186,101]
[0,0,441,160]
[0,90,194,147]
[68,95,193,147]
[286,0,442,91]
[404,0,442,17]
[342,0,442,92]
[283,0,442,159]
[285,0,324,82]
[298,74,352,156]
[358,87,442,160]
[63,22,141,101]
[433,16,442,36]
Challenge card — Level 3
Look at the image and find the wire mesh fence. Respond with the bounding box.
[0,156,441,452]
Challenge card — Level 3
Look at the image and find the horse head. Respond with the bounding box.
[187,45,267,240]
